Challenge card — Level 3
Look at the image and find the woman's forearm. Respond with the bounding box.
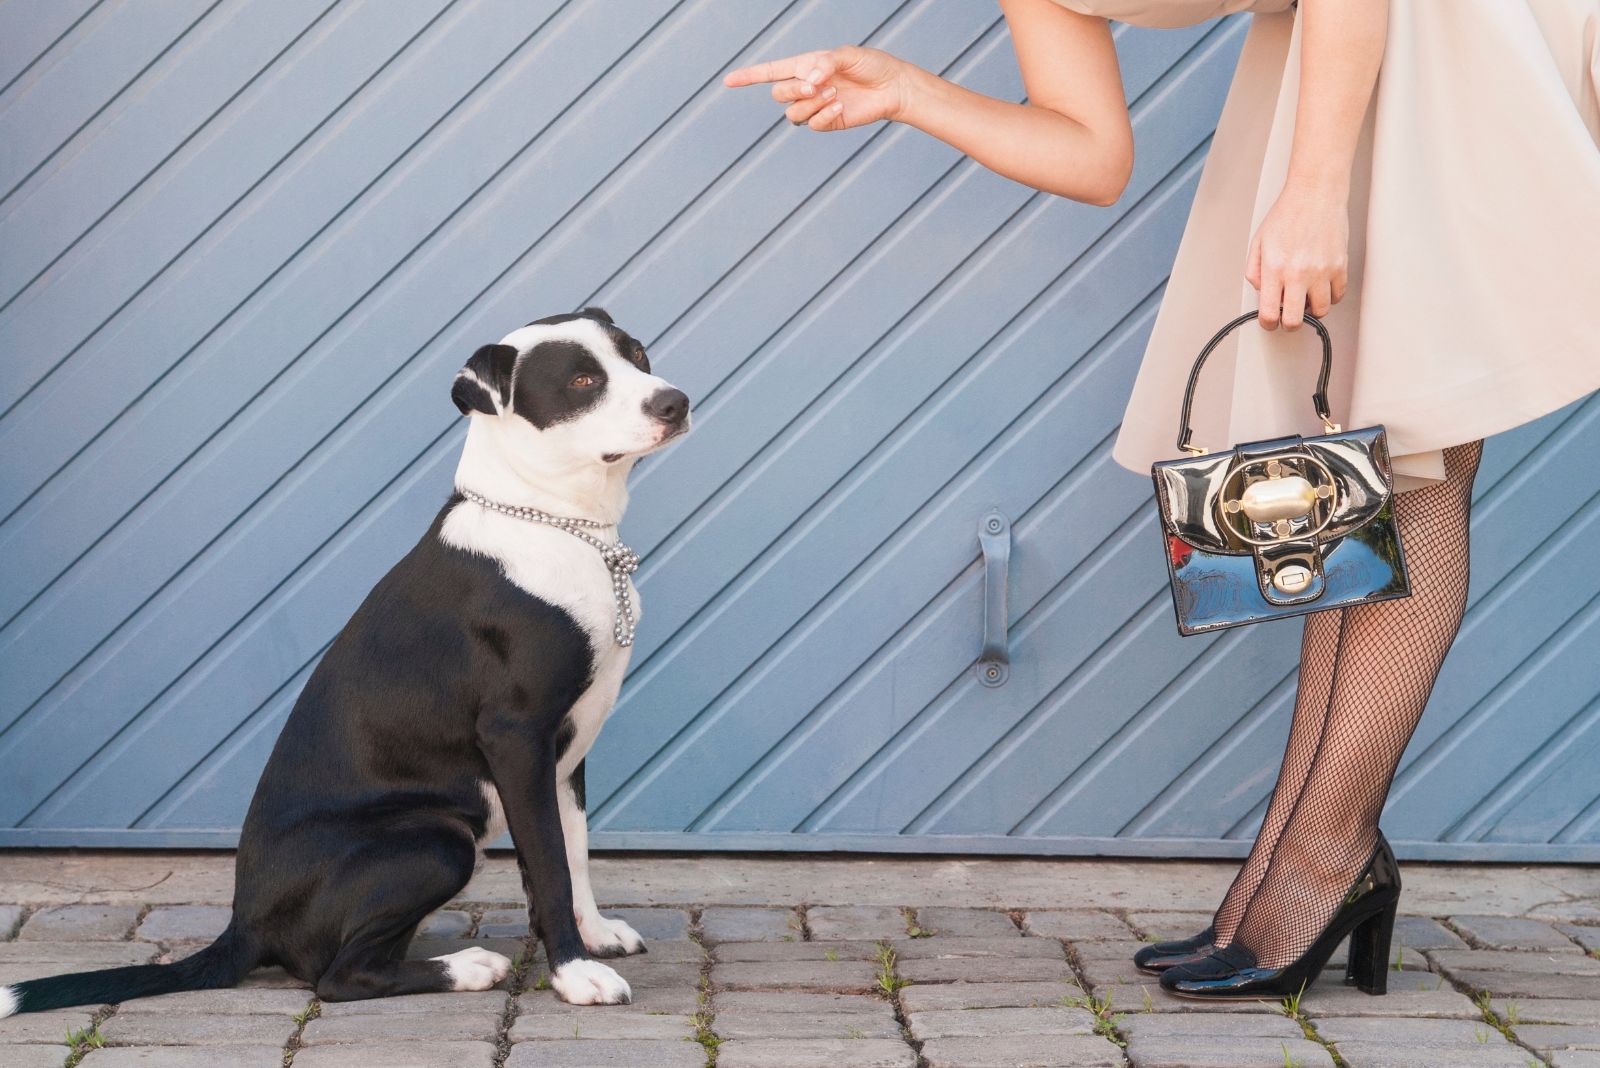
[1287,0,1388,199]
[897,62,1132,206]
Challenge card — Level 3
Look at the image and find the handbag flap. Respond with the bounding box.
[1153,426,1394,554]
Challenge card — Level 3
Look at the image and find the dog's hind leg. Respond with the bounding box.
[314,830,508,1002]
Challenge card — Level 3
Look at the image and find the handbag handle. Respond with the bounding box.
[1176,311,1336,455]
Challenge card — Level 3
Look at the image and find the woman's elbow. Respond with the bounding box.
[1085,135,1134,207]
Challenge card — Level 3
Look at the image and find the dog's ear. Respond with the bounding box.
[452,344,517,416]
[578,306,614,324]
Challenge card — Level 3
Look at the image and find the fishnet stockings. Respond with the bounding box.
[1212,439,1484,966]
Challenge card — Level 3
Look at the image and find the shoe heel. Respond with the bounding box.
[1347,900,1396,995]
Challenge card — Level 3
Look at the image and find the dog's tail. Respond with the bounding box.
[1,923,254,1016]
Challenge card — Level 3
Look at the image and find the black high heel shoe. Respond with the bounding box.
[1159,833,1400,999]
[1133,926,1216,974]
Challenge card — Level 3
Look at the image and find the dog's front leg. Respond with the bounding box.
[478,718,630,1006]
[560,761,645,957]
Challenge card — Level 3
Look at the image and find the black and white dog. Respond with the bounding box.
[1,308,689,1016]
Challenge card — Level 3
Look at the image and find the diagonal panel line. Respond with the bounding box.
[0,0,347,318]
[0,0,551,515]
[0,0,225,210]
[0,0,107,100]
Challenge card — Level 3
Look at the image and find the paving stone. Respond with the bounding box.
[911,908,1019,939]
[713,991,889,1015]
[516,985,699,1015]
[890,936,1063,960]
[1431,948,1600,975]
[117,987,312,1014]
[1072,938,1154,962]
[900,981,1084,1013]
[1329,1042,1532,1067]
[699,908,799,944]
[609,939,704,965]
[294,1041,499,1068]
[1120,1012,1305,1040]
[715,940,878,962]
[0,1046,71,1068]
[1493,999,1600,1026]
[1125,912,1213,942]
[1394,916,1470,951]
[807,906,908,942]
[0,906,23,941]
[714,1038,916,1067]
[301,1011,503,1044]
[1302,982,1480,1019]
[0,1007,94,1041]
[509,1012,694,1041]
[601,908,690,943]
[99,1012,297,1046]
[1559,925,1600,954]
[920,1034,1126,1067]
[714,960,877,993]
[1452,915,1579,952]
[1312,1015,1514,1047]
[906,1005,1097,1040]
[18,906,142,942]
[1123,1036,1334,1067]
[898,955,1075,984]
[416,909,473,938]
[1535,903,1600,924]
[476,908,532,938]
[1446,969,1600,999]
[711,1011,901,1040]
[1022,910,1135,942]
[132,906,231,944]
[78,1048,287,1067]
[606,959,700,989]
[1548,1052,1600,1068]
[0,942,159,965]
[316,990,503,1016]
[504,1039,706,1066]
[1518,1022,1600,1051]
[235,965,313,989]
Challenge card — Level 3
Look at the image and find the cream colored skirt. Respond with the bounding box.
[1057,0,1600,491]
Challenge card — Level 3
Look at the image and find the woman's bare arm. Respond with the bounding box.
[724,0,1133,206]
[1249,0,1388,330]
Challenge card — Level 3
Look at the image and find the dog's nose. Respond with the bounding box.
[644,388,689,425]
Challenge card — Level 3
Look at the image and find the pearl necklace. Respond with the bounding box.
[459,488,641,647]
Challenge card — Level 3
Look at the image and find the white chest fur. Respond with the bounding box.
[440,502,637,775]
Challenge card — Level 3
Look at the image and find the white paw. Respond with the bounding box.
[550,958,632,1005]
[580,913,646,958]
[430,946,513,991]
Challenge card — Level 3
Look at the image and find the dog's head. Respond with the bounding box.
[451,307,690,468]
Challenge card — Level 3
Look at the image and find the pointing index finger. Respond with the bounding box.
[724,54,808,88]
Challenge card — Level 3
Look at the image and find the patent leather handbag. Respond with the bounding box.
[1152,312,1410,636]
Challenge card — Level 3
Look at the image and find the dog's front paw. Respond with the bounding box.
[430,946,513,991]
[581,914,647,958]
[550,958,632,1005]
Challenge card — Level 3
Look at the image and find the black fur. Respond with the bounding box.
[513,340,610,429]
[451,343,517,415]
[5,500,601,1011]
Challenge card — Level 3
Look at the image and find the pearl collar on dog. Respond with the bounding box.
[459,488,641,647]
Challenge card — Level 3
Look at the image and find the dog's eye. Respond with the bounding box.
[630,346,647,365]
[570,374,596,389]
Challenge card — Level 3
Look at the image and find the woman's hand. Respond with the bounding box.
[1246,181,1350,331]
[723,46,913,132]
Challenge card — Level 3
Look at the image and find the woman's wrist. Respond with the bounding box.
[892,61,944,129]
[1282,165,1351,205]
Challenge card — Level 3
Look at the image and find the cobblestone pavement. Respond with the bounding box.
[1,852,1598,1067]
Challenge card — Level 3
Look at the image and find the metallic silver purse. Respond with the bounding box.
[1152,312,1410,636]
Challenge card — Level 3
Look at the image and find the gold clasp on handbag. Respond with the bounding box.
[1217,454,1338,547]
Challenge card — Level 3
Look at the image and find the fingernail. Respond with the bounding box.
[800,82,814,97]
[830,102,842,114]
[821,85,836,100]
[806,68,823,84]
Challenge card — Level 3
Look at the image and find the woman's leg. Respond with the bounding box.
[1228,440,1484,968]
[1209,604,1344,948]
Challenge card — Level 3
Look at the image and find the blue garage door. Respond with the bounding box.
[2,1,1596,861]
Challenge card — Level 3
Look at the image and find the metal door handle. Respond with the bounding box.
[975,510,1010,687]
